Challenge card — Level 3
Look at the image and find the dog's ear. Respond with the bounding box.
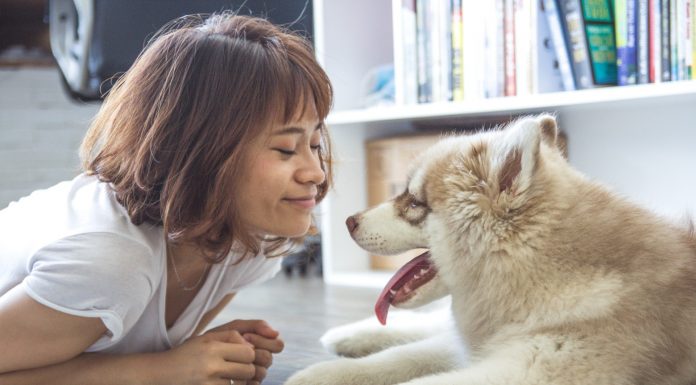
[537,114,558,147]
[496,115,551,193]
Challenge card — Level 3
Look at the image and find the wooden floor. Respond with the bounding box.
[210,272,381,385]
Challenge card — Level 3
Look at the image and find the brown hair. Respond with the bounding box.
[80,12,333,262]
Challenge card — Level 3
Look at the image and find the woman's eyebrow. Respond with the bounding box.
[272,123,323,136]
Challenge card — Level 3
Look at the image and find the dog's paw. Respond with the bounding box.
[321,311,445,358]
[321,322,401,358]
[283,358,376,385]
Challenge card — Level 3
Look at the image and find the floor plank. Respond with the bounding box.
[209,274,381,384]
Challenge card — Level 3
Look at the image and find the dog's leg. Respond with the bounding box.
[321,305,453,358]
[396,334,633,385]
[284,331,466,385]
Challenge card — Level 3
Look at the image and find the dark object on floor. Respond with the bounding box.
[282,234,322,277]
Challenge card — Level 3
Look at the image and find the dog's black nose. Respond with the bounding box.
[345,215,359,234]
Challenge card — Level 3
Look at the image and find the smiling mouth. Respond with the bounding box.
[283,197,316,209]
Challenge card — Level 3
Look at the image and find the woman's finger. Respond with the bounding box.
[253,348,273,368]
[213,341,255,364]
[218,361,256,381]
[252,364,267,382]
[243,333,284,353]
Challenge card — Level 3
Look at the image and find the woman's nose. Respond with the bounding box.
[297,153,325,185]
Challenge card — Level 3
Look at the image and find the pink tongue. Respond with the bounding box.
[375,251,433,325]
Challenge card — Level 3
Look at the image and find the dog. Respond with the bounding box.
[284,115,696,385]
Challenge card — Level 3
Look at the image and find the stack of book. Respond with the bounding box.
[392,0,695,105]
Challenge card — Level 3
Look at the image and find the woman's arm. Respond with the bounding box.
[0,286,256,385]
[0,284,106,373]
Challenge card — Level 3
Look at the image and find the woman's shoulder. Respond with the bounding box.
[0,174,165,268]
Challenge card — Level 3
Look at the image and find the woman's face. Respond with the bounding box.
[236,110,325,238]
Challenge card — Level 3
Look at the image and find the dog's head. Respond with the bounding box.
[347,115,565,324]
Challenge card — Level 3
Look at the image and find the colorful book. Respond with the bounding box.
[582,0,619,85]
[637,0,650,83]
[649,0,662,83]
[616,0,639,84]
[558,0,595,88]
[660,0,672,81]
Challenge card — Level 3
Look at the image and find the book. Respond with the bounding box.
[543,0,578,90]
[693,0,696,79]
[559,0,596,88]
[637,0,650,83]
[393,0,418,105]
[535,0,567,92]
[661,0,672,81]
[415,0,432,103]
[649,0,662,83]
[504,0,517,95]
[616,0,639,84]
[451,0,465,101]
[581,0,619,85]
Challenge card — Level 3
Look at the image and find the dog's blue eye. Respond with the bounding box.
[410,201,422,209]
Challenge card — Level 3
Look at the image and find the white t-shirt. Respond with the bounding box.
[0,174,281,353]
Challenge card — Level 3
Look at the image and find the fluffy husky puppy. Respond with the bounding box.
[285,115,696,385]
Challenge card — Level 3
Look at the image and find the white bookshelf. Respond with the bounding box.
[313,0,696,288]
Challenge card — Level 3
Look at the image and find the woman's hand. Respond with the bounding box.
[207,319,285,384]
[161,329,257,385]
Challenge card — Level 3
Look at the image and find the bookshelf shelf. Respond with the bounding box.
[327,80,696,126]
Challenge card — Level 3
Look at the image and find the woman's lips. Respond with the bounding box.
[283,197,316,209]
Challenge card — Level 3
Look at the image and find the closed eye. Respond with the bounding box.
[274,148,296,156]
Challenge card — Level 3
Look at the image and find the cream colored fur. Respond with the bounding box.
[285,115,696,385]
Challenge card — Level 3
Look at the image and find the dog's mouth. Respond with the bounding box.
[375,250,437,325]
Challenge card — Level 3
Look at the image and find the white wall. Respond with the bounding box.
[0,68,100,208]
[561,93,696,220]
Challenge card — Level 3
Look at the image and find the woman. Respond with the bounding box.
[0,12,332,385]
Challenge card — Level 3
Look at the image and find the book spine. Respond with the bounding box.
[462,0,486,99]
[536,0,566,92]
[670,0,678,80]
[402,0,418,104]
[560,0,595,88]
[677,0,686,79]
[514,0,532,95]
[651,0,663,82]
[686,0,693,78]
[582,0,619,85]
[618,0,639,84]
[495,0,507,96]
[416,0,431,103]
[693,0,696,79]
[661,0,672,80]
[451,0,464,101]
[439,0,453,101]
[544,0,577,90]
[637,0,650,82]
[504,0,517,95]
[428,1,443,102]
[484,0,505,97]
[393,0,404,105]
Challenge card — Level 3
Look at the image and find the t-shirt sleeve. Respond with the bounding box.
[21,232,157,348]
